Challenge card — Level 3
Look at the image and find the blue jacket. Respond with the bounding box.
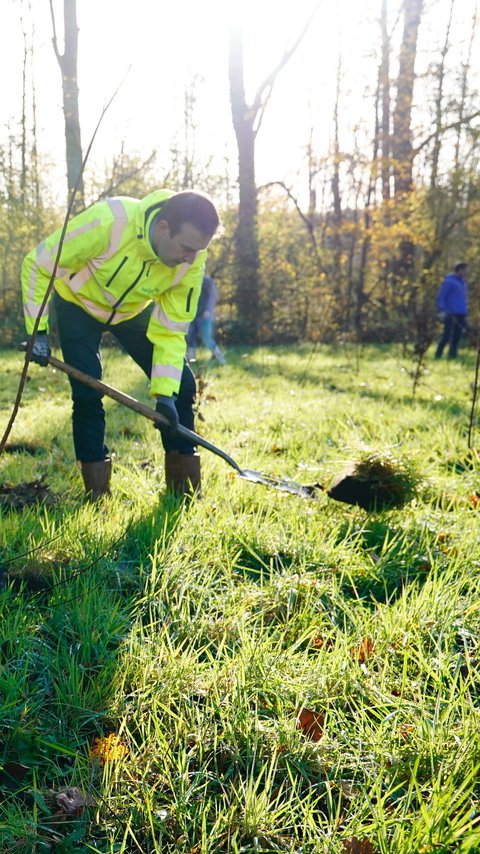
[437,273,468,315]
[196,275,218,316]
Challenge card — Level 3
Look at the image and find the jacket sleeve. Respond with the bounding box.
[146,254,206,397]
[21,205,111,334]
[436,279,449,312]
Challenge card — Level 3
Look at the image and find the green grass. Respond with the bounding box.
[1,342,480,853]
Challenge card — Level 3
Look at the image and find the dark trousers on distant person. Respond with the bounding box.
[53,292,196,462]
[435,313,467,359]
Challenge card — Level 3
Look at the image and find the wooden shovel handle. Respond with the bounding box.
[47,355,242,472]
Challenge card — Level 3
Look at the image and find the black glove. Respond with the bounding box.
[28,332,51,366]
[155,395,179,436]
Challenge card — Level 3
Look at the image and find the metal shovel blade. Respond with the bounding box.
[237,468,323,499]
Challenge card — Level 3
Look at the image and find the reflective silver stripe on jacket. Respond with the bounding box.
[151,364,183,381]
[171,262,191,285]
[151,303,190,333]
[63,199,128,297]
[25,217,103,320]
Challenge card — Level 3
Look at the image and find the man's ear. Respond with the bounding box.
[156,219,171,236]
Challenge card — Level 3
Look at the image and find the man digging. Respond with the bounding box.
[21,189,220,500]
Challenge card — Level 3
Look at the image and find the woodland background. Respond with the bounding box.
[1,0,479,351]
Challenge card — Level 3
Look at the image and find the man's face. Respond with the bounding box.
[152,220,211,267]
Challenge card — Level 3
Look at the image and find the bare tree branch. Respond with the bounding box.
[48,0,62,64]
[259,180,328,270]
[252,1,322,133]
[414,110,480,155]
[95,150,157,201]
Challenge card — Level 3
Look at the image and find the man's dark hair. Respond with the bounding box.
[161,192,220,238]
[454,262,468,274]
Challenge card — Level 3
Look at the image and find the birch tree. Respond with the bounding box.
[49,0,84,210]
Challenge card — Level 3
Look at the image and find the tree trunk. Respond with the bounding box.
[379,0,391,205]
[228,6,320,341]
[392,0,423,198]
[330,54,344,316]
[20,15,28,208]
[454,4,477,172]
[228,26,260,340]
[392,0,423,286]
[49,0,84,210]
[355,72,382,339]
[430,0,454,190]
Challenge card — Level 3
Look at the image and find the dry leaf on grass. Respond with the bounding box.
[398,723,415,740]
[310,634,334,651]
[49,786,95,823]
[91,732,129,765]
[342,836,375,853]
[351,636,374,662]
[296,708,324,741]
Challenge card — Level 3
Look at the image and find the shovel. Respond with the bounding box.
[46,356,320,499]
[44,356,398,509]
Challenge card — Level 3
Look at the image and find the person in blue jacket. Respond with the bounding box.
[434,262,469,359]
[186,274,225,364]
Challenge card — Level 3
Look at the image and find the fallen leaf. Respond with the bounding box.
[398,723,415,740]
[351,636,374,662]
[342,837,375,853]
[91,733,129,765]
[310,634,334,651]
[54,786,94,819]
[296,708,324,742]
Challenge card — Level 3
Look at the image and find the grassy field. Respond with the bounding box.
[1,342,480,853]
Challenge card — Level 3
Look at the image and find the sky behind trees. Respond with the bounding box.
[1,0,479,206]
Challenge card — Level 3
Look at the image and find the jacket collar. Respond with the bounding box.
[134,189,174,260]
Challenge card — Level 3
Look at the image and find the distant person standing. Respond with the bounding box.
[186,274,225,364]
[435,262,469,359]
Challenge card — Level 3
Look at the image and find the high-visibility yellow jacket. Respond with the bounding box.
[21,189,207,397]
